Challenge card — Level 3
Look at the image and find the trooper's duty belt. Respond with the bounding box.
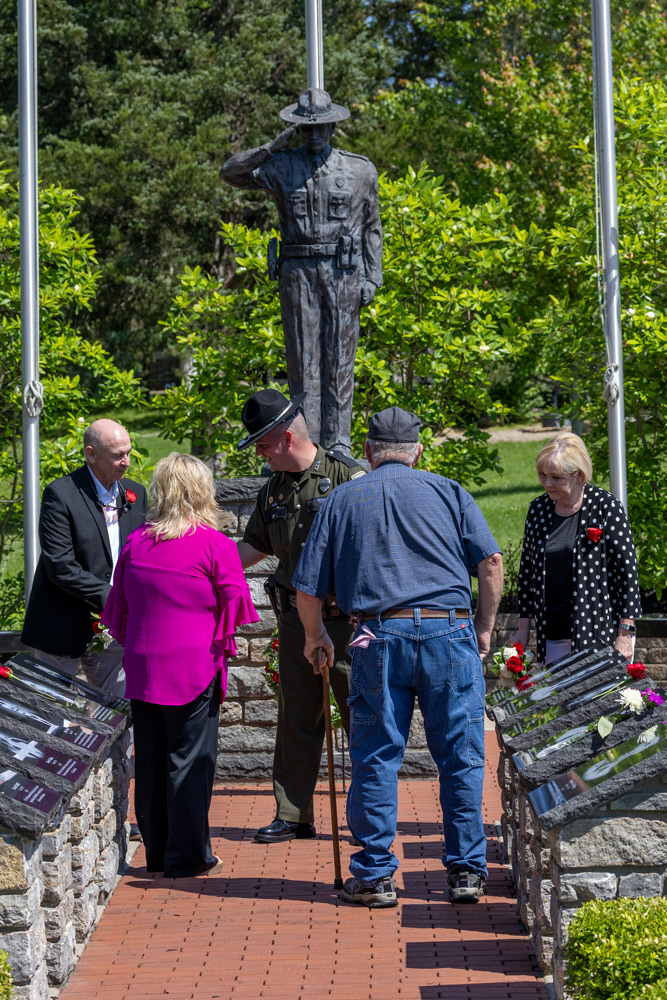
[264,576,342,620]
[281,243,339,257]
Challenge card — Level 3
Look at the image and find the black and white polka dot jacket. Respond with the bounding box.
[517,483,642,664]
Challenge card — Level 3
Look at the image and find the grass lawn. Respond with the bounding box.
[469,441,542,553]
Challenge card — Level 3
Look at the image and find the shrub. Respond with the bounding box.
[643,980,667,1000]
[0,949,12,1000]
[566,897,667,1000]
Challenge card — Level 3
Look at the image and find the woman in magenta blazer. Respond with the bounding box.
[102,452,258,877]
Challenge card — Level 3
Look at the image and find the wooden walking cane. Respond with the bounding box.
[315,647,343,889]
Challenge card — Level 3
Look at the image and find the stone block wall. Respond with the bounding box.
[0,729,132,998]
[496,736,667,999]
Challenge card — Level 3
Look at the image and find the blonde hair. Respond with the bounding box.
[536,433,593,483]
[145,453,220,541]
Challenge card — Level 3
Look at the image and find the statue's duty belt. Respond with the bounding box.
[281,243,339,257]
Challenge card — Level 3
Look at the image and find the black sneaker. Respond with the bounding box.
[448,871,486,903]
[340,875,397,908]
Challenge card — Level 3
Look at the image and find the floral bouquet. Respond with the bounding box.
[88,615,114,653]
[591,664,665,738]
[490,642,536,691]
[262,631,342,729]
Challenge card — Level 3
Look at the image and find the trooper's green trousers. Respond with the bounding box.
[273,607,352,824]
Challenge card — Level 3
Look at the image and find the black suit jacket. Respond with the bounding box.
[21,465,147,657]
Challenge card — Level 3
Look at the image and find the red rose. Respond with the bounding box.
[627,662,646,680]
[513,643,525,657]
[587,526,603,543]
[0,665,11,679]
[272,672,279,684]
[506,656,524,673]
[516,676,535,692]
[92,621,103,634]
[125,489,137,504]
[271,638,279,651]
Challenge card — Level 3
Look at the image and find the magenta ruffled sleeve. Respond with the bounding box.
[212,537,259,656]
[101,541,130,645]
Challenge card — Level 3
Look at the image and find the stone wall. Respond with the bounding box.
[0,729,132,999]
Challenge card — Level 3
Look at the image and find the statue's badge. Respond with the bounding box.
[335,176,345,188]
[319,478,331,495]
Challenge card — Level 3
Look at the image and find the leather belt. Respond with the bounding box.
[281,243,338,258]
[358,608,471,622]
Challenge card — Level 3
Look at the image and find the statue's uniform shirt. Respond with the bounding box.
[243,445,366,593]
[241,445,365,825]
[225,145,383,453]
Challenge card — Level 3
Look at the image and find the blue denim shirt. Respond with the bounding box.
[292,461,500,614]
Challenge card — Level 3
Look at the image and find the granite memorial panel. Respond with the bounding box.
[486,646,609,710]
[0,769,64,839]
[493,649,627,727]
[8,652,130,716]
[0,692,109,757]
[1,660,127,732]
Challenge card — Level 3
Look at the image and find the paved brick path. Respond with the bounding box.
[58,736,549,999]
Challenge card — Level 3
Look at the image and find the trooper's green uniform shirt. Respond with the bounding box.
[243,445,365,592]
[242,444,365,826]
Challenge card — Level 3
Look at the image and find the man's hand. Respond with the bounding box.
[475,628,493,661]
[304,630,335,675]
[267,125,298,155]
[360,281,377,307]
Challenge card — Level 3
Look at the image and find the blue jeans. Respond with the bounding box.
[346,612,487,884]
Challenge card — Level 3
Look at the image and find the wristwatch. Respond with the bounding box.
[617,623,636,635]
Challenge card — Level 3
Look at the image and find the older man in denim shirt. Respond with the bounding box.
[293,406,503,907]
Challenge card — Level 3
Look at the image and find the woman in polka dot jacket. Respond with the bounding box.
[512,433,641,666]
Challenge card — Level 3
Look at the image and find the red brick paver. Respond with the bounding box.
[58,736,548,999]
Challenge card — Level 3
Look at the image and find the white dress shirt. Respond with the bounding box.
[87,468,121,583]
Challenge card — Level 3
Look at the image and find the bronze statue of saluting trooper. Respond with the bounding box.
[221,87,383,456]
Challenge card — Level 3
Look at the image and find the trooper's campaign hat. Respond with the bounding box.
[367,406,421,443]
[237,389,307,451]
[279,87,350,125]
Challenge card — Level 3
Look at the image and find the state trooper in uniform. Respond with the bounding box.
[236,388,365,843]
[220,87,383,456]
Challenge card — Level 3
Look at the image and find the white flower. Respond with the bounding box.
[369,307,377,320]
[618,688,644,714]
[479,344,491,353]
[646,311,655,319]
[74,284,80,292]
[637,725,658,745]
[503,645,519,662]
[499,663,512,680]
[524,649,535,664]
[626,307,635,316]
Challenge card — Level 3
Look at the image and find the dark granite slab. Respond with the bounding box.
[514,688,667,791]
[214,477,263,504]
[3,661,128,733]
[9,652,131,715]
[0,768,64,839]
[494,651,627,728]
[499,675,648,751]
[486,645,610,710]
[528,723,667,831]
[0,670,124,737]
[487,647,614,719]
[0,722,91,796]
[0,694,110,760]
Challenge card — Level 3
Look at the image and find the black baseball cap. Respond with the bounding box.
[367,406,421,443]
[237,389,307,451]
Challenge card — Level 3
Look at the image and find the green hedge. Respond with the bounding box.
[566,898,667,1000]
[0,950,12,1000]
[643,980,667,1000]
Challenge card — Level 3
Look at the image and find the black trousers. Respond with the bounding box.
[273,609,352,824]
[131,674,221,877]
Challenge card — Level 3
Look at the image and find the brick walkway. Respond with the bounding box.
[58,736,549,1000]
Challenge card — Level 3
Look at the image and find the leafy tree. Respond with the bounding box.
[156,165,540,484]
[0,173,143,627]
[528,76,667,595]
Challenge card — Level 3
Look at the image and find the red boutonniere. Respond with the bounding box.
[627,662,646,680]
[125,489,137,504]
[586,526,603,543]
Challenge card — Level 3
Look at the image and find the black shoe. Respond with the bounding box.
[129,822,142,842]
[340,875,397,908]
[253,819,316,843]
[448,870,486,903]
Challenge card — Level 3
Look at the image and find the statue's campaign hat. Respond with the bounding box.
[367,406,421,443]
[237,388,308,451]
[279,87,350,125]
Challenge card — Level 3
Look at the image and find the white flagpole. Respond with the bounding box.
[591,0,627,509]
[305,0,324,89]
[18,0,43,598]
